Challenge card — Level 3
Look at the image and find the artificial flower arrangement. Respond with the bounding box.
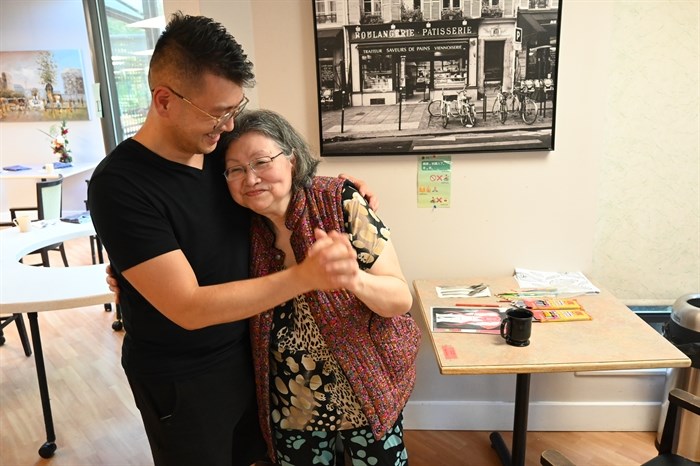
[40,120,72,163]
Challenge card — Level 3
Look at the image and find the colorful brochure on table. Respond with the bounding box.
[518,298,592,322]
[431,306,506,334]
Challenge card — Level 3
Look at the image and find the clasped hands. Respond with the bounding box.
[301,229,359,291]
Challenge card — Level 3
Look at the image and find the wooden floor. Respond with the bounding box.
[0,238,660,466]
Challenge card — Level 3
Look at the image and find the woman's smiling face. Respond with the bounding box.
[224,132,294,219]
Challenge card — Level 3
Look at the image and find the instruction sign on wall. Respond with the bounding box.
[417,155,451,208]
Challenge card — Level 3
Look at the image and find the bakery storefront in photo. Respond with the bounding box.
[347,19,481,106]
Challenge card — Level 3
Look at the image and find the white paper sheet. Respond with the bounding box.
[513,268,600,295]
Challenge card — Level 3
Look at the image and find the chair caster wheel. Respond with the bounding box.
[112,320,123,331]
[39,441,57,458]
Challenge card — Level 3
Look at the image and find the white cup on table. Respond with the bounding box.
[44,163,55,174]
[12,215,32,233]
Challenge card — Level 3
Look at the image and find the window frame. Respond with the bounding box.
[82,0,163,152]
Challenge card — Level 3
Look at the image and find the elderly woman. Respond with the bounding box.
[220,109,420,466]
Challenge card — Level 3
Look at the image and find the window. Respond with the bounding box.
[315,0,338,23]
[363,0,382,15]
[433,59,467,88]
[443,0,460,8]
[84,0,164,151]
[360,53,393,92]
[482,0,503,17]
[422,0,441,20]
[528,0,549,8]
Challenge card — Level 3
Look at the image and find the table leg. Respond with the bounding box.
[27,312,58,459]
[489,431,511,465]
[489,373,531,466]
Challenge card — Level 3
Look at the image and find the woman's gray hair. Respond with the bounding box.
[221,109,320,191]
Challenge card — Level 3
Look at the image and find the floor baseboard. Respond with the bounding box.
[403,400,662,431]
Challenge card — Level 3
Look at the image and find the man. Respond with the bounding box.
[89,12,360,466]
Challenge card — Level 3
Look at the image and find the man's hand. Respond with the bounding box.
[298,229,359,290]
[338,174,379,211]
[105,264,120,304]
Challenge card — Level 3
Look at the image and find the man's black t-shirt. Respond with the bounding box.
[88,139,251,381]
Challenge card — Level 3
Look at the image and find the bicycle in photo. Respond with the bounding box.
[492,84,537,125]
[427,88,445,118]
[512,82,538,125]
[427,88,456,128]
[457,90,477,128]
[492,86,511,124]
[429,86,476,128]
[439,92,457,128]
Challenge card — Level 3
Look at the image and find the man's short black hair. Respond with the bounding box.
[149,11,255,89]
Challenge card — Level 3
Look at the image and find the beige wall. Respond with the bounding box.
[592,1,699,302]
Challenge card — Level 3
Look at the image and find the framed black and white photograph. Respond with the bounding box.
[312,0,563,156]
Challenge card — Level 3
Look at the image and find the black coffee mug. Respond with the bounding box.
[500,307,533,347]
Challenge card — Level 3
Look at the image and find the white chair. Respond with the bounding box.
[10,175,69,267]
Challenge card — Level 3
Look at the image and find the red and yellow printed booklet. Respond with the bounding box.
[531,309,592,322]
[521,298,592,322]
[522,298,582,310]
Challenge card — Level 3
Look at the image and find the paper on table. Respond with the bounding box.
[513,268,600,295]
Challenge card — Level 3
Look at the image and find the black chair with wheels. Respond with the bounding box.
[0,313,32,356]
[540,388,700,466]
[10,175,68,267]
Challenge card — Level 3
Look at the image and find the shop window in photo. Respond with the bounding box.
[361,53,394,92]
[433,59,467,89]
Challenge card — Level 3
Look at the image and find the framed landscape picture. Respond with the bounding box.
[0,49,89,122]
[312,0,563,156]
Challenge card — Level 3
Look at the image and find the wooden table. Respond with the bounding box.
[413,277,691,466]
[0,220,113,458]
